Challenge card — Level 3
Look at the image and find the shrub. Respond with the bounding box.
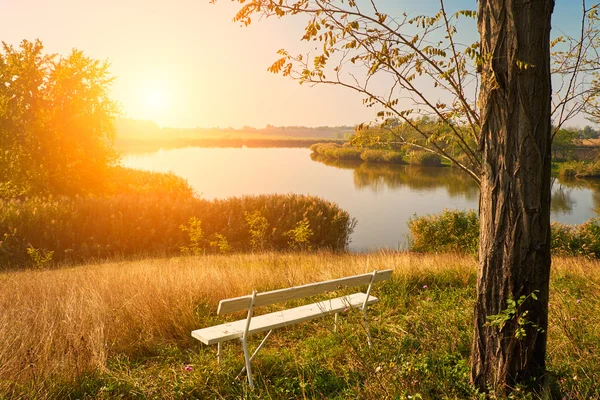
[245,211,270,252]
[382,151,407,164]
[551,222,583,255]
[408,210,479,254]
[552,219,600,257]
[409,151,442,166]
[285,218,314,250]
[360,149,387,163]
[409,210,600,258]
[558,160,600,178]
[180,217,205,255]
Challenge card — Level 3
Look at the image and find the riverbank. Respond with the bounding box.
[1,251,597,398]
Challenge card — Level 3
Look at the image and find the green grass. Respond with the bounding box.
[1,252,598,399]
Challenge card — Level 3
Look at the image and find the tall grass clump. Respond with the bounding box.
[408,210,479,254]
[409,151,442,166]
[0,193,356,269]
[360,149,387,163]
[310,142,342,158]
[311,143,406,164]
[332,147,362,160]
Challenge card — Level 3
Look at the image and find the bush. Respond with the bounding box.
[409,151,442,166]
[409,210,600,258]
[551,219,600,257]
[408,210,479,254]
[558,160,600,178]
[382,151,407,164]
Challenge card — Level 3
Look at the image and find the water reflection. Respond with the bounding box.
[311,154,479,200]
[124,147,600,249]
[554,176,600,211]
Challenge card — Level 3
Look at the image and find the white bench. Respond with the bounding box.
[191,269,392,388]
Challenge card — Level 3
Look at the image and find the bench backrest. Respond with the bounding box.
[217,269,393,314]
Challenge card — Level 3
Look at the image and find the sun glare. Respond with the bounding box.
[141,85,170,112]
[127,74,178,125]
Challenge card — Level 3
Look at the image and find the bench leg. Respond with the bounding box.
[363,309,373,348]
[217,342,222,364]
[236,330,273,381]
[334,312,339,333]
[242,336,254,388]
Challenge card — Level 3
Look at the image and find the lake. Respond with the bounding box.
[123,147,600,251]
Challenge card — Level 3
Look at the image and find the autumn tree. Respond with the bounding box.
[0,39,119,198]
[227,0,600,393]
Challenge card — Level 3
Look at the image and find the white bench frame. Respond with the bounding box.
[191,269,392,388]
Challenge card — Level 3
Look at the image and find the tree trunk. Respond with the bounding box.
[472,0,554,393]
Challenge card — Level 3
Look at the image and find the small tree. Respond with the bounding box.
[245,211,270,252]
[180,217,205,255]
[284,218,314,251]
[552,128,578,161]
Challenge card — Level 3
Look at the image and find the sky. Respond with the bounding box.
[0,0,590,128]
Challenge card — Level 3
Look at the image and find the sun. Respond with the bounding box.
[141,85,170,112]
[125,72,180,125]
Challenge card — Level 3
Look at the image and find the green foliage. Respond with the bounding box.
[285,218,314,250]
[410,211,600,258]
[180,217,205,256]
[360,149,387,163]
[0,188,355,269]
[26,247,53,269]
[382,151,406,163]
[581,125,599,139]
[409,151,442,167]
[245,211,270,252]
[551,219,600,257]
[0,40,119,198]
[558,160,600,178]
[408,210,480,254]
[209,234,232,254]
[552,128,578,161]
[485,291,544,340]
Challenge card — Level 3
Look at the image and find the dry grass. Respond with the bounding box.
[0,252,469,389]
[0,252,598,398]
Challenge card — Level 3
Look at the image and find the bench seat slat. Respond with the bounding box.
[217,269,392,314]
[192,292,378,345]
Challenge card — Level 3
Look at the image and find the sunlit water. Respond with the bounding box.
[123,147,600,251]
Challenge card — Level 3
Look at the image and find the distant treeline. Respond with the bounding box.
[116,119,354,141]
[115,137,346,153]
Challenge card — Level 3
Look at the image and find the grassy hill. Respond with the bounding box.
[1,252,598,399]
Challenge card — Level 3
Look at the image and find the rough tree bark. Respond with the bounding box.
[472,0,554,393]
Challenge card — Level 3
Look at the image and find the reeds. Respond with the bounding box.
[0,193,355,269]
